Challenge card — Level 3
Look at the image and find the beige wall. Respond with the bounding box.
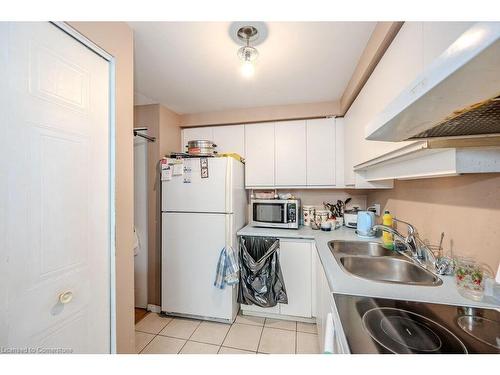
[135,104,181,307]
[159,104,182,155]
[340,22,404,114]
[367,174,500,271]
[179,101,340,127]
[69,22,135,354]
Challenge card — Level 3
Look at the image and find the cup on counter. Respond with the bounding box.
[316,210,329,224]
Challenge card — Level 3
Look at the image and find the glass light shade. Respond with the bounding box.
[237,46,259,62]
[240,60,255,78]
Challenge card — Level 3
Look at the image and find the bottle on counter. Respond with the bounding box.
[382,210,394,250]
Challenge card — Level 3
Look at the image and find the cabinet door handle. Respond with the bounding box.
[59,291,73,305]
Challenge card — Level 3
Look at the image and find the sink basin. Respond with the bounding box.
[339,256,442,286]
[329,240,394,257]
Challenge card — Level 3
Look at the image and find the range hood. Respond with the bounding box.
[366,22,500,142]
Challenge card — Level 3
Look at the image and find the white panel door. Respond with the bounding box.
[275,120,307,186]
[306,118,336,186]
[0,23,111,352]
[161,213,234,321]
[245,123,275,187]
[182,127,214,150]
[213,124,245,157]
[279,240,312,318]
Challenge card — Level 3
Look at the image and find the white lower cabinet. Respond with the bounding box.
[314,247,350,354]
[279,239,312,317]
[240,239,313,319]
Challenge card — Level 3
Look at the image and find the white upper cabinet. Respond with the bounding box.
[306,118,336,186]
[275,120,307,186]
[182,127,214,150]
[365,22,487,142]
[343,22,498,184]
[245,123,275,187]
[212,124,245,157]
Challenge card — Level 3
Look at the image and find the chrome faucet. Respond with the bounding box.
[372,218,437,271]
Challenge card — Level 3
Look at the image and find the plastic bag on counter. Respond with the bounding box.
[238,236,288,307]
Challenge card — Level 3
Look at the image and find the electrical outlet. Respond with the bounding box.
[368,203,381,216]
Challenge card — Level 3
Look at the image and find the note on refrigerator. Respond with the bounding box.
[183,159,192,183]
[161,166,172,181]
[173,162,184,176]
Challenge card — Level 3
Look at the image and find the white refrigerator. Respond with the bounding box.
[161,157,246,323]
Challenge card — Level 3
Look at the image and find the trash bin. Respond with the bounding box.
[238,236,288,307]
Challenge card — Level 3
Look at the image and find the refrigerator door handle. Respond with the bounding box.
[225,157,231,214]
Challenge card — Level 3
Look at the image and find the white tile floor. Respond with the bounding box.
[135,311,320,354]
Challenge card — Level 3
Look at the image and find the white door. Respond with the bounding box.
[161,212,235,321]
[307,118,336,186]
[134,137,148,309]
[213,124,245,157]
[182,127,214,150]
[279,240,312,317]
[244,123,275,187]
[0,23,111,353]
[275,120,307,186]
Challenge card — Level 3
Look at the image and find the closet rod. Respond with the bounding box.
[133,127,156,142]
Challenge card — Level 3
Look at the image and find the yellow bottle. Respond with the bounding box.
[382,210,394,250]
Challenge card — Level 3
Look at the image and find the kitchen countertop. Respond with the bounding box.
[237,224,500,310]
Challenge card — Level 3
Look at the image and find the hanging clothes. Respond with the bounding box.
[214,245,239,289]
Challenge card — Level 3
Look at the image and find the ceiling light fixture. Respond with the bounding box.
[237,26,259,78]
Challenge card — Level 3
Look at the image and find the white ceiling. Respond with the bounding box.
[129,22,377,114]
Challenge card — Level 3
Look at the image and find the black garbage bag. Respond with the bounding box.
[238,236,288,307]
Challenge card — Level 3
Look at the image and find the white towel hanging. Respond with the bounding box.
[133,227,140,256]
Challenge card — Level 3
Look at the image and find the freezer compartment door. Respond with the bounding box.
[161,212,236,321]
[161,157,230,213]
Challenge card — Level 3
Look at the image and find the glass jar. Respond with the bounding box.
[454,257,493,301]
[302,206,315,227]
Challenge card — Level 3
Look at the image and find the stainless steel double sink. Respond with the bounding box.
[329,240,442,286]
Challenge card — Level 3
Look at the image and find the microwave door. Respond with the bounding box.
[253,203,285,224]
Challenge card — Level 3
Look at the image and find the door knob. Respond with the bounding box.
[59,291,73,304]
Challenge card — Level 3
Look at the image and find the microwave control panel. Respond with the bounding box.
[287,204,296,223]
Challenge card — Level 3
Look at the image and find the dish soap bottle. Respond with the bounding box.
[382,210,394,250]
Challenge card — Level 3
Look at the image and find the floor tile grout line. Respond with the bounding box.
[295,330,297,354]
[217,320,236,354]
[138,331,160,354]
[137,331,156,354]
[173,319,202,354]
[234,321,265,328]
[294,321,297,354]
[137,314,316,354]
[255,318,266,353]
[219,345,257,354]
